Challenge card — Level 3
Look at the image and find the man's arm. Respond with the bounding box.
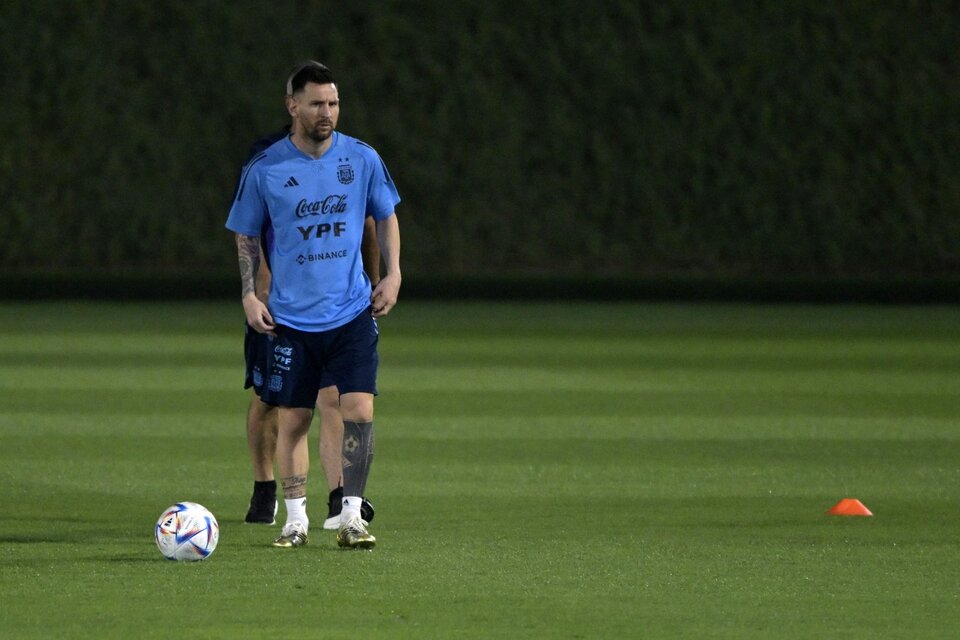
[255,247,272,303]
[361,216,381,286]
[236,233,276,333]
[370,214,400,318]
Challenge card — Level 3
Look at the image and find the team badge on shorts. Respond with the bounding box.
[337,163,354,185]
[268,374,283,392]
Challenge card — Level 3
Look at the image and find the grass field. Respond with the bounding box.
[0,300,958,639]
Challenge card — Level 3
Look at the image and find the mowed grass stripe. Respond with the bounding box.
[1,301,958,639]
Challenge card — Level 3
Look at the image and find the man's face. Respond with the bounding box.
[288,82,340,143]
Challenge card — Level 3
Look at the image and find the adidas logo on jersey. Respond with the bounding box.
[284,176,300,188]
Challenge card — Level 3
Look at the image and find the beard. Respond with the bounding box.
[304,119,334,143]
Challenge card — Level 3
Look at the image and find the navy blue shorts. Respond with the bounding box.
[244,323,269,391]
[244,324,340,397]
[256,309,379,409]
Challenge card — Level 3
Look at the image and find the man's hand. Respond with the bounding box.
[243,292,276,335]
[370,271,401,318]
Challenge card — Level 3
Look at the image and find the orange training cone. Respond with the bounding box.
[828,498,873,516]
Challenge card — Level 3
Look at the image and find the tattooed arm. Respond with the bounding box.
[236,233,276,334]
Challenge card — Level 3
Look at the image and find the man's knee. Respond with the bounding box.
[339,392,374,423]
[278,407,313,437]
[316,385,340,411]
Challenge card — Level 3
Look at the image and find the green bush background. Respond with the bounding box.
[2,0,957,282]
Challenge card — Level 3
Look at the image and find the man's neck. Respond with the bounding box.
[290,131,334,159]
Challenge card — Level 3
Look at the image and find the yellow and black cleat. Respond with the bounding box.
[337,517,376,549]
[272,522,308,548]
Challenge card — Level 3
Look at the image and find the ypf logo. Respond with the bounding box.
[273,345,293,371]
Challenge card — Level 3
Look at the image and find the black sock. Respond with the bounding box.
[254,480,276,497]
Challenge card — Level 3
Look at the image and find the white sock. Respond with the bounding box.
[342,496,362,521]
[285,497,308,529]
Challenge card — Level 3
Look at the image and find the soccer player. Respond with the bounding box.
[227,60,401,549]
[241,126,379,530]
[242,227,378,529]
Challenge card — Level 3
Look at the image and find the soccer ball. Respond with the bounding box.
[155,502,220,561]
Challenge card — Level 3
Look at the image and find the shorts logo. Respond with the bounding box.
[273,345,293,371]
[337,163,354,185]
[268,374,283,392]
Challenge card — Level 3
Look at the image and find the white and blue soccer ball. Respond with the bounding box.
[155,502,219,561]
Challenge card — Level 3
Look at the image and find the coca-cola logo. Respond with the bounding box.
[295,195,348,217]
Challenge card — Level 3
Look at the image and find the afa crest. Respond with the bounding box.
[337,164,355,185]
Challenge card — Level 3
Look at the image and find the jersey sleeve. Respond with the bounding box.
[365,150,401,220]
[226,157,268,237]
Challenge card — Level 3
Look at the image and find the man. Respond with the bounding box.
[242,125,377,531]
[243,220,379,530]
[227,60,401,549]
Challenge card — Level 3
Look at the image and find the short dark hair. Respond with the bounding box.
[285,60,336,95]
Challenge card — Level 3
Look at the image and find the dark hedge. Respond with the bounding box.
[2,0,958,283]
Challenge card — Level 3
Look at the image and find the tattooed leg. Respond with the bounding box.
[342,420,375,499]
[281,474,308,499]
[276,407,313,528]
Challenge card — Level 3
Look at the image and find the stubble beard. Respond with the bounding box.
[305,120,334,144]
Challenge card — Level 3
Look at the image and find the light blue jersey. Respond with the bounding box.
[226,132,400,332]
